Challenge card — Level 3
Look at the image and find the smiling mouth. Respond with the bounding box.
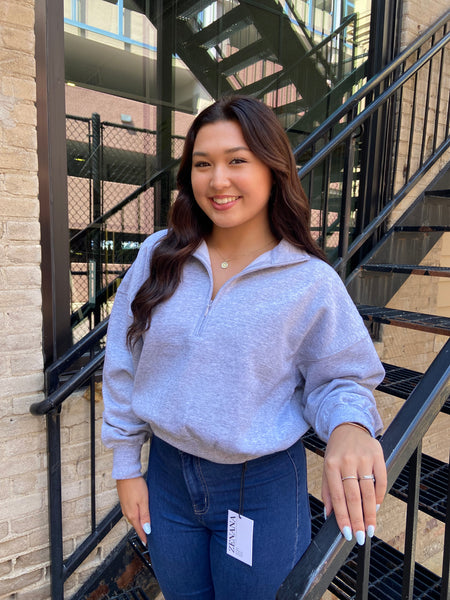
[211,196,239,205]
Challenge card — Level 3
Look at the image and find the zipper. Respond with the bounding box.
[192,243,310,337]
[195,299,213,336]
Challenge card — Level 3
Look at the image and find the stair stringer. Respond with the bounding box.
[347,161,450,310]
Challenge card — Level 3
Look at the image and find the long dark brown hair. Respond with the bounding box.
[127,95,327,346]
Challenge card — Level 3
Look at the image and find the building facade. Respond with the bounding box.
[0,1,449,598]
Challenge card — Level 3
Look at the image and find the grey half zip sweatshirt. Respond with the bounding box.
[102,230,384,479]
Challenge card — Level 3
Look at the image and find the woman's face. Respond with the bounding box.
[191,120,273,235]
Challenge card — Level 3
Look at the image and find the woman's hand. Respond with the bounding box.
[116,476,151,544]
[322,423,387,545]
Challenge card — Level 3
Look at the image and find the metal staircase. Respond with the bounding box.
[67,1,369,341]
[31,8,450,600]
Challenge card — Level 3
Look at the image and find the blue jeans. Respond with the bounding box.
[146,436,311,600]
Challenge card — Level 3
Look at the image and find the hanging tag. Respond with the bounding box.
[226,510,254,566]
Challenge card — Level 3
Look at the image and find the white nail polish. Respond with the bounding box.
[376,504,380,512]
[356,530,366,545]
[342,526,352,541]
[323,508,327,520]
[367,525,375,538]
[143,522,151,535]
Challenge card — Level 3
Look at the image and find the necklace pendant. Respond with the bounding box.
[221,261,229,269]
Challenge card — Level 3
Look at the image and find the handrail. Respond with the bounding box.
[297,30,449,173]
[295,11,449,277]
[253,12,358,101]
[332,135,450,274]
[70,159,180,245]
[293,9,450,159]
[277,339,450,600]
[282,1,357,84]
[30,350,106,416]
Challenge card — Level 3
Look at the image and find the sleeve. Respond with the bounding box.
[297,266,385,441]
[101,232,165,479]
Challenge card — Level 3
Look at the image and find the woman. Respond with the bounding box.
[102,96,387,600]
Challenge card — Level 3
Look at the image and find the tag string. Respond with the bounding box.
[238,462,247,517]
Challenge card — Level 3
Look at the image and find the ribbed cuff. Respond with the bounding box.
[327,411,376,440]
[112,445,143,480]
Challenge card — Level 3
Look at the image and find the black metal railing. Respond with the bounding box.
[69,156,180,342]
[30,318,110,600]
[277,339,450,600]
[67,110,183,342]
[33,11,450,600]
[295,11,449,273]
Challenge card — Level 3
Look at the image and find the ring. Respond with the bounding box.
[341,475,358,481]
[359,474,375,481]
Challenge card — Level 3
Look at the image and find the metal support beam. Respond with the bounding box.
[36,0,72,365]
[154,0,175,229]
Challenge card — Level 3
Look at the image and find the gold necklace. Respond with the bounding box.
[210,239,277,269]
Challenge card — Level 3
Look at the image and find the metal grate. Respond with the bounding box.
[378,363,423,399]
[390,454,448,522]
[362,264,450,277]
[309,496,443,600]
[106,588,151,600]
[357,304,450,336]
[304,431,448,522]
[394,225,450,232]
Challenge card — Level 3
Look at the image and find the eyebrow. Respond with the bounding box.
[192,146,250,156]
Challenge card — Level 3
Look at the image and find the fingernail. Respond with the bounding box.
[367,525,375,538]
[342,526,353,541]
[376,504,380,512]
[356,530,366,545]
[323,508,327,521]
[143,522,151,535]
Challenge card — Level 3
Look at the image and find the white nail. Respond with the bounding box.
[323,508,327,520]
[356,530,366,545]
[376,504,380,512]
[367,525,375,538]
[342,526,352,541]
[143,522,151,535]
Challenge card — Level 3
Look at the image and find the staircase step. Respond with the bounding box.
[218,38,273,76]
[390,453,448,522]
[106,589,151,600]
[309,496,443,600]
[177,0,215,20]
[378,364,450,412]
[378,362,423,399]
[394,225,450,232]
[357,304,450,336]
[191,6,250,48]
[361,264,450,277]
[239,69,289,96]
[305,432,448,522]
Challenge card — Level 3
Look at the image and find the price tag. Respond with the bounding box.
[226,510,254,566]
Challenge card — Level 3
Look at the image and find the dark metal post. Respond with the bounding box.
[356,0,401,261]
[337,134,355,278]
[47,410,64,600]
[355,541,371,599]
[155,0,174,230]
[91,113,103,325]
[35,0,72,365]
[401,444,422,599]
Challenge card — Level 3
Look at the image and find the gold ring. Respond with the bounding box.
[359,474,375,481]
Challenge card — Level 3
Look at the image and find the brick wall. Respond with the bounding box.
[0,2,448,599]
[0,0,50,598]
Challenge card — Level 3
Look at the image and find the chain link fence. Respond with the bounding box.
[67,114,181,343]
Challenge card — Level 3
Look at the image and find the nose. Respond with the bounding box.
[210,165,231,190]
